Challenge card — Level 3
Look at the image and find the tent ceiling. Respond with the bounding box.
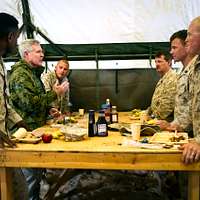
[0,0,199,60]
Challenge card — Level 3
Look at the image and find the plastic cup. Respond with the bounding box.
[131,123,141,141]
[79,108,84,116]
[140,111,148,124]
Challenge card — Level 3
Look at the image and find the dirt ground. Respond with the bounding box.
[40,170,187,200]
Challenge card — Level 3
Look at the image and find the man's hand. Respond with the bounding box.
[156,120,171,130]
[0,131,16,148]
[49,107,61,118]
[53,80,69,96]
[156,120,181,131]
[15,120,31,131]
[179,142,200,164]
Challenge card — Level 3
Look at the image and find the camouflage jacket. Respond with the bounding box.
[42,71,69,113]
[0,58,22,135]
[150,69,177,121]
[9,60,57,130]
[188,56,200,143]
[173,56,197,130]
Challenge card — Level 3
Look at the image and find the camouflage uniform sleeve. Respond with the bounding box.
[151,71,177,120]
[160,76,177,119]
[60,87,70,113]
[189,57,200,143]
[7,103,22,125]
[9,69,56,113]
[41,72,54,92]
[42,71,60,109]
[42,72,70,113]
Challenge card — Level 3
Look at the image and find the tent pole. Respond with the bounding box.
[95,49,100,110]
[21,0,34,39]
[21,0,67,57]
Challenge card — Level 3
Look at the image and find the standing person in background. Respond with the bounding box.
[157,30,197,133]
[0,12,31,200]
[0,13,29,137]
[42,59,70,118]
[148,51,177,122]
[9,39,68,200]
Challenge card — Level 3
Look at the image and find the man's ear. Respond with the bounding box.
[7,32,14,42]
[24,50,29,57]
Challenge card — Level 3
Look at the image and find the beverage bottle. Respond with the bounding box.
[101,104,110,124]
[105,98,112,124]
[88,110,96,137]
[96,110,108,137]
[111,106,118,123]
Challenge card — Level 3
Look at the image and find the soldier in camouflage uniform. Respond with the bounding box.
[157,30,197,133]
[9,39,69,200]
[0,13,30,136]
[149,51,177,122]
[178,16,200,165]
[9,40,68,130]
[42,59,70,116]
[0,12,32,200]
[156,30,198,199]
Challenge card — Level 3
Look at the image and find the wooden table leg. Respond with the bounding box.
[0,168,13,200]
[188,171,200,200]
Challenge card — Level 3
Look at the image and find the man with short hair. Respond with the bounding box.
[0,12,30,200]
[9,39,68,200]
[42,59,70,117]
[9,39,68,130]
[0,12,29,137]
[158,30,197,132]
[148,51,177,121]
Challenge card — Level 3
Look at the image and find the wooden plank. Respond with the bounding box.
[188,171,200,200]
[1,151,199,171]
[0,168,12,200]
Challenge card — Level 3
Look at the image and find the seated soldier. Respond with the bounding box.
[42,59,70,118]
[157,30,197,134]
[148,51,177,122]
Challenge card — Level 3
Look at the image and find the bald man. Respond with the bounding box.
[178,16,200,164]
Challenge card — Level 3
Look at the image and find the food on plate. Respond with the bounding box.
[60,126,87,141]
[11,131,42,144]
[130,109,141,119]
[51,130,63,139]
[131,109,142,116]
[12,128,27,139]
[42,133,53,143]
[146,119,157,125]
[169,135,186,142]
[64,116,78,124]
[149,131,188,144]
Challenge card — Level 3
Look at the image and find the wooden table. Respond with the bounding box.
[0,113,200,200]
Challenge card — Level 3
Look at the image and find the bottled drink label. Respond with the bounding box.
[97,124,107,136]
[112,114,118,123]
